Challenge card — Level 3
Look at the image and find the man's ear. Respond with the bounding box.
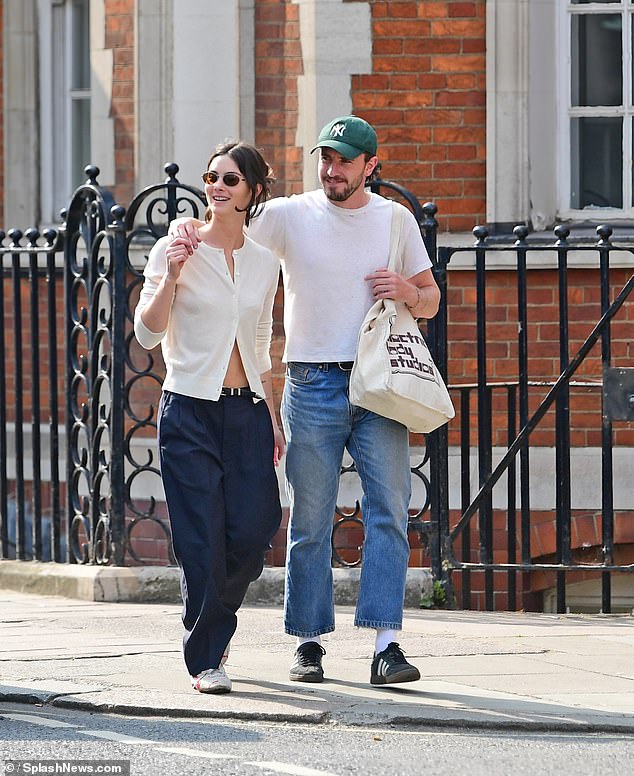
[366,156,379,176]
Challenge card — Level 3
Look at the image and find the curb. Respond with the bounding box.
[3,688,634,734]
[0,560,432,607]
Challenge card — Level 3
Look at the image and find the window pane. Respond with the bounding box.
[71,0,90,90]
[571,15,622,106]
[571,117,622,208]
[71,97,91,190]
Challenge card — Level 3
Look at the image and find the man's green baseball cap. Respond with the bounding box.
[310,115,378,159]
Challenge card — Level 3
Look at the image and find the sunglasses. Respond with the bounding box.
[201,170,246,187]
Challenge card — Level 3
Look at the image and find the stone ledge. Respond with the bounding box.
[0,561,181,603]
[0,560,432,607]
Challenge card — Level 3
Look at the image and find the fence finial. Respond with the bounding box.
[472,225,488,245]
[596,224,613,245]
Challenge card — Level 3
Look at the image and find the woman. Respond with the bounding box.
[134,142,284,694]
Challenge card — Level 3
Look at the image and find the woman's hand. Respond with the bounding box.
[165,237,194,280]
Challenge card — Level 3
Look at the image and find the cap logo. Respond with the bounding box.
[329,123,346,138]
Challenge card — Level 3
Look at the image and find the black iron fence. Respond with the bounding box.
[1,167,633,613]
[433,226,634,614]
[336,181,634,614]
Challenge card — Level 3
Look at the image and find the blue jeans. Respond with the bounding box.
[281,362,411,636]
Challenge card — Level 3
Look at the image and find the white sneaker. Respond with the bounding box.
[191,666,232,694]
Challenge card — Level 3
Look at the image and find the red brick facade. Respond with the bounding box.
[253,0,487,231]
[445,268,634,449]
[105,0,136,206]
[1,1,632,611]
[353,1,486,232]
[255,0,304,197]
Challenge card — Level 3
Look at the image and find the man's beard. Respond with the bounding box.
[323,170,366,202]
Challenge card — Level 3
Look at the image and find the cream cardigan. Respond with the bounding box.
[134,234,280,401]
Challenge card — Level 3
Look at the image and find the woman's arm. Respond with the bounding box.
[138,237,192,333]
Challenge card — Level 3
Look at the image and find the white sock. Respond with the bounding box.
[375,629,398,654]
[297,635,322,648]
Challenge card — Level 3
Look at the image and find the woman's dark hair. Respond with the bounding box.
[204,141,275,227]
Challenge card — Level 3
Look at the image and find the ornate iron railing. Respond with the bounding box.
[120,163,207,565]
[1,167,633,616]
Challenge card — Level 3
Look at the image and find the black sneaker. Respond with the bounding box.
[289,642,326,683]
[370,642,420,685]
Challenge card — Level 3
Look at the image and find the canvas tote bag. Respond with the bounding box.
[349,202,455,433]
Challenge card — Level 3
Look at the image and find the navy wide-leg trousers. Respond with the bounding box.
[158,390,282,677]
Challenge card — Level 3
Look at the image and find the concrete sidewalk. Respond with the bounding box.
[1,583,634,732]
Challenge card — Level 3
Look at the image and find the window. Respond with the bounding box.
[68,0,91,195]
[40,0,92,221]
[562,1,632,217]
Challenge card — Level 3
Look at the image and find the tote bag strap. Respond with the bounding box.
[386,201,406,274]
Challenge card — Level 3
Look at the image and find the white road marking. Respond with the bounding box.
[78,730,155,744]
[4,710,342,774]
[157,746,239,760]
[1,713,77,728]
[244,763,340,776]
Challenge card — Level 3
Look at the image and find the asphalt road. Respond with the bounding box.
[2,701,634,776]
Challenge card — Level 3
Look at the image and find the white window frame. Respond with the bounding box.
[38,0,92,223]
[558,0,633,221]
[67,0,91,197]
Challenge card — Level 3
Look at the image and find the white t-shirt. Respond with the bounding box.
[248,189,432,363]
[134,234,280,401]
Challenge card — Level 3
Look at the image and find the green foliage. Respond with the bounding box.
[420,580,452,609]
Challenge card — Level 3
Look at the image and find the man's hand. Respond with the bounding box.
[273,426,286,466]
[365,268,418,306]
[168,217,203,255]
[365,267,440,318]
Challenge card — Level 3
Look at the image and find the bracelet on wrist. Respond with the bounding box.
[405,286,421,310]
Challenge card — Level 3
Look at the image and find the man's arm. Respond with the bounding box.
[364,267,440,319]
[403,268,441,319]
[260,369,285,466]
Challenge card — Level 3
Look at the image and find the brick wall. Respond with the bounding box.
[445,267,634,448]
[351,0,486,232]
[253,0,488,233]
[254,0,304,197]
[450,509,634,611]
[105,0,135,206]
[0,274,65,423]
[253,0,303,409]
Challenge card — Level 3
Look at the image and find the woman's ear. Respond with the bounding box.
[254,182,263,199]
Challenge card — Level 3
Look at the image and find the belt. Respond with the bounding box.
[289,361,354,372]
[328,361,354,371]
[220,387,258,398]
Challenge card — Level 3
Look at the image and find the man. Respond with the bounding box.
[172,116,440,685]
